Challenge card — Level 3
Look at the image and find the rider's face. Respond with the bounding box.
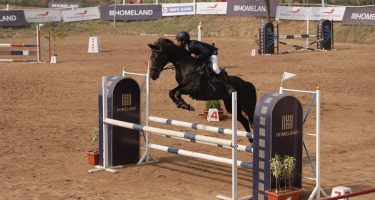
[176,40,184,48]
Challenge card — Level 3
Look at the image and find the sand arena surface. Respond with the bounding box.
[0,34,374,199]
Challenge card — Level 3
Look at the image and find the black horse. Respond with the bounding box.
[148,38,257,136]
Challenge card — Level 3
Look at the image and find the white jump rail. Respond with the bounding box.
[104,118,243,149]
[149,116,253,139]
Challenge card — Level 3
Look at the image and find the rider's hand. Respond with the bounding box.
[191,54,197,59]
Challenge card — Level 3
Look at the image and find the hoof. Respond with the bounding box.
[180,103,194,111]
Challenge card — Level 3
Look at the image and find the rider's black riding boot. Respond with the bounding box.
[218,70,236,96]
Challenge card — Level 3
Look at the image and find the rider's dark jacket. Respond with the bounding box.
[187,40,218,63]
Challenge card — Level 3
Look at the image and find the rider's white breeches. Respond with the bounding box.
[210,55,220,74]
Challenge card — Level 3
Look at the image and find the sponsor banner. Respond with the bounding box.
[276,6,310,20]
[196,2,227,15]
[100,5,162,21]
[342,6,375,25]
[227,0,277,18]
[310,6,346,21]
[49,2,82,9]
[62,7,100,22]
[0,10,27,27]
[24,9,62,23]
[162,3,195,16]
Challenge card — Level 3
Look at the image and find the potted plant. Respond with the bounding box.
[204,100,224,119]
[267,154,304,200]
[86,127,99,166]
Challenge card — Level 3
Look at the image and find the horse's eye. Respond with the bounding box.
[154,53,161,59]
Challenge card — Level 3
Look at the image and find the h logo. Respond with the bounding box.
[282,115,293,130]
[122,93,132,106]
[351,13,358,19]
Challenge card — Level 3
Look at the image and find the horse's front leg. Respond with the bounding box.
[169,87,195,111]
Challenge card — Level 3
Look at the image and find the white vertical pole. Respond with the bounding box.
[138,62,152,165]
[146,63,150,127]
[145,63,151,161]
[306,13,310,47]
[102,76,109,169]
[232,92,238,200]
[36,25,40,63]
[316,88,321,199]
[198,22,202,41]
[113,0,117,27]
[123,0,125,5]
[6,4,9,11]
[193,0,196,14]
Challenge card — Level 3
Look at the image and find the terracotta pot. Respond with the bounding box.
[266,187,304,200]
[86,149,99,166]
[203,109,225,120]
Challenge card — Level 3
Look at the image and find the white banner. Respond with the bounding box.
[196,2,227,15]
[309,6,346,21]
[24,9,62,23]
[162,3,195,16]
[276,6,311,20]
[277,6,346,21]
[62,7,100,22]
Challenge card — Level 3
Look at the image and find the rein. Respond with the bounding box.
[151,46,202,79]
[161,64,175,71]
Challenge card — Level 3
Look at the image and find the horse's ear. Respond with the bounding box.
[148,44,160,51]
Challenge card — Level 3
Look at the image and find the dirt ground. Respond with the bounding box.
[0,33,374,200]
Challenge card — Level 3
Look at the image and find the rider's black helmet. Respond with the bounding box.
[176,31,190,42]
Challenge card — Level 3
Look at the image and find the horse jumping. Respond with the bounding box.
[148,38,257,136]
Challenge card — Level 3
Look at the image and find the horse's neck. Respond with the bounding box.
[165,46,197,79]
[174,61,199,83]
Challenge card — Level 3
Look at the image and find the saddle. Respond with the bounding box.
[196,62,221,90]
[196,62,213,77]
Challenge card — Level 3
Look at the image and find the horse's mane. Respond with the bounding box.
[155,38,190,57]
[156,38,175,47]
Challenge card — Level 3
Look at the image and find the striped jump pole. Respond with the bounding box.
[0,44,38,48]
[0,24,51,63]
[0,50,38,55]
[278,34,317,39]
[149,116,253,139]
[156,133,253,153]
[149,143,252,169]
[0,59,38,62]
[103,118,252,151]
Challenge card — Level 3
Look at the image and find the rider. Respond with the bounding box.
[175,31,235,95]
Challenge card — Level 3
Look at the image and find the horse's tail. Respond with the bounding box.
[239,81,257,128]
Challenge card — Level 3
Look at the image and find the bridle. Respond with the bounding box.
[151,49,175,72]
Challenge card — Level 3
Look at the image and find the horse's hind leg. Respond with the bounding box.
[169,87,195,111]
